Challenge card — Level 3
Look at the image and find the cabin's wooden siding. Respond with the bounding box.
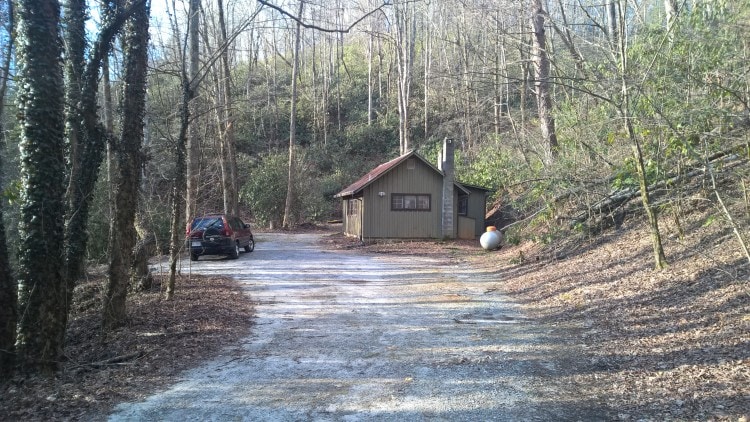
[465,187,488,236]
[457,216,476,239]
[362,159,443,238]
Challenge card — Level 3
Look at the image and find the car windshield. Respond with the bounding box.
[191,217,223,231]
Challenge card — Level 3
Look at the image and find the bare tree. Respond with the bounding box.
[613,0,666,269]
[282,0,304,229]
[167,0,201,299]
[215,0,239,215]
[393,0,417,154]
[185,0,201,225]
[530,0,559,163]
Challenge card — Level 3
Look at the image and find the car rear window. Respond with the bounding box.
[191,217,224,230]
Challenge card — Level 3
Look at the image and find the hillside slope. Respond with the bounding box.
[470,200,749,420]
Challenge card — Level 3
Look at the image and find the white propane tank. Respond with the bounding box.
[480,226,503,250]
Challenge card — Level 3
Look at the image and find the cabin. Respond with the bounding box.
[334,139,492,240]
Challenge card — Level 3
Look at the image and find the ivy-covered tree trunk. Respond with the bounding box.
[167,81,189,299]
[63,0,131,282]
[0,0,16,377]
[0,167,14,375]
[63,0,86,216]
[15,0,67,374]
[59,0,89,342]
[103,0,150,330]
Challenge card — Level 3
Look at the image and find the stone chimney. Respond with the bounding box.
[440,138,455,239]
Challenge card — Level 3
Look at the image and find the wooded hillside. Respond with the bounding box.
[0,0,747,380]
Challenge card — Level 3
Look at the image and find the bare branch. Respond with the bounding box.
[256,0,390,33]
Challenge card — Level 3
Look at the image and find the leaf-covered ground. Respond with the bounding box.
[1,197,748,420]
[0,273,254,420]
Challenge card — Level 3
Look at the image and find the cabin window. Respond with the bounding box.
[392,194,430,211]
[458,195,468,216]
[347,199,359,216]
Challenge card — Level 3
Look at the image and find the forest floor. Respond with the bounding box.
[0,195,748,420]
[0,272,255,420]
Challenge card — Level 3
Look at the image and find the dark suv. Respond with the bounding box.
[187,214,255,261]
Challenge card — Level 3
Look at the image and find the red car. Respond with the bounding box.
[186,214,255,261]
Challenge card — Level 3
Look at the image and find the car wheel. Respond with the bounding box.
[229,243,240,259]
[244,239,255,253]
[190,253,199,262]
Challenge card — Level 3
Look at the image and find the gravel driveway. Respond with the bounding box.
[110,233,606,421]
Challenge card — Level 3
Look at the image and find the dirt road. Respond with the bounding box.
[110,233,607,421]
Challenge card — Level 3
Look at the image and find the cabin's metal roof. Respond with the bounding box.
[334,150,492,198]
[457,182,495,192]
[334,151,421,198]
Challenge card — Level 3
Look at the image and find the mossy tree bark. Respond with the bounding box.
[62,0,140,335]
[103,0,150,330]
[0,0,16,377]
[15,0,67,374]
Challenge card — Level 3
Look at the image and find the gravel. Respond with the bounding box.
[109,233,608,421]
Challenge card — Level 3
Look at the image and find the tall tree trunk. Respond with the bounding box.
[217,0,238,216]
[103,0,149,330]
[131,108,155,293]
[631,136,668,269]
[103,54,115,219]
[15,0,67,374]
[664,0,678,37]
[60,0,87,337]
[367,31,374,126]
[530,0,559,163]
[168,0,200,299]
[394,0,416,154]
[335,3,343,132]
[211,39,232,215]
[616,0,666,269]
[323,38,331,145]
[63,0,133,336]
[423,7,432,140]
[0,0,15,377]
[185,0,201,225]
[607,2,618,49]
[131,221,155,291]
[63,0,86,220]
[282,0,304,229]
[270,26,280,148]
[167,78,190,299]
[518,18,529,147]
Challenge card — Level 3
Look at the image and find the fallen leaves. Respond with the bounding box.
[0,273,254,420]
